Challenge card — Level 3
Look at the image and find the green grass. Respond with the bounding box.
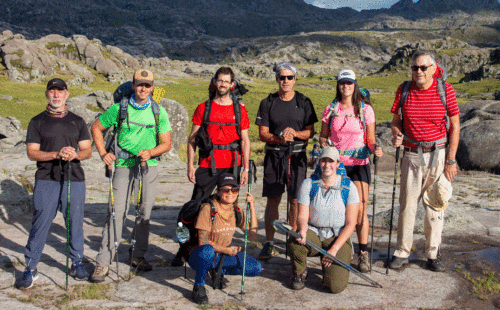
[455,266,500,299]
[61,283,112,305]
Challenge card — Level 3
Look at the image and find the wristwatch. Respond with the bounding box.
[244,169,250,172]
[446,159,456,165]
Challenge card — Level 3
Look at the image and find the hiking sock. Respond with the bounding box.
[359,244,368,254]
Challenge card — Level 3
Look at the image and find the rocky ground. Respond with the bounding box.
[0,152,499,309]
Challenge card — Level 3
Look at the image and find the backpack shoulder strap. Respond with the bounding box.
[202,99,213,128]
[209,200,217,223]
[436,78,447,111]
[151,99,160,146]
[232,97,242,137]
[340,175,351,206]
[327,99,339,128]
[295,91,307,109]
[309,174,321,202]
[398,81,412,135]
[360,101,366,130]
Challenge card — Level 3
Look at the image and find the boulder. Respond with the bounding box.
[0,171,32,224]
[0,116,26,153]
[159,98,189,157]
[457,100,500,174]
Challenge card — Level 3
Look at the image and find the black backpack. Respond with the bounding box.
[177,196,243,246]
[195,78,248,173]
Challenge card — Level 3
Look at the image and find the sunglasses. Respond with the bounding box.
[278,75,294,81]
[411,65,433,72]
[219,187,240,194]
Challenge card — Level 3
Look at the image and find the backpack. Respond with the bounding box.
[324,88,371,160]
[105,81,161,159]
[308,166,351,206]
[261,90,311,115]
[177,196,243,246]
[195,78,248,173]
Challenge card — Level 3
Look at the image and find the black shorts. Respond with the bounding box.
[191,167,241,201]
[344,164,371,185]
[262,150,307,199]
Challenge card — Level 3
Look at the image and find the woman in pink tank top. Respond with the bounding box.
[319,69,383,273]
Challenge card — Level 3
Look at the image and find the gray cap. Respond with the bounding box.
[319,147,340,162]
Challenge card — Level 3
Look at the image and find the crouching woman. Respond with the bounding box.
[289,147,360,294]
[189,173,262,304]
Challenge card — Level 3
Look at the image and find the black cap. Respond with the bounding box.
[217,173,239,188]
[46,78,67,91]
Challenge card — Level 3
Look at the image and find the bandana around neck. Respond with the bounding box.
[129,93,151,110]
[46,103,68,118]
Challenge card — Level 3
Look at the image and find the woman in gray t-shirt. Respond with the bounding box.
[289,147,360,294]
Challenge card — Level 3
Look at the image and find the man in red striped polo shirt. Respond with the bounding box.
[389,50,460,272]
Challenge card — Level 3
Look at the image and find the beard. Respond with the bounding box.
[216,87,230,97]
[48,98,66,109]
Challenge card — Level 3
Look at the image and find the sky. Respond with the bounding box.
[304,0,415,11]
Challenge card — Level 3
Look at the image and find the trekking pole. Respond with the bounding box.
[106,165,119,279]
[370,145,379,274]
[386,146,400,275]
[286,142,292,259]
[241,160,256,300]
[65,161,72,291]
[129,161,146,278]
[273,221,383,288]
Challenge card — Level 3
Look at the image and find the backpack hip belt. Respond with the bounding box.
[403,136,447,167]
[338,145,370,160]
[209,141,241,175]
[265,142,306,153]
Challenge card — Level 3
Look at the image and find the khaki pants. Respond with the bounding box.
[288,229,352,294]
[393,149,445,260]
[96,166,158,267]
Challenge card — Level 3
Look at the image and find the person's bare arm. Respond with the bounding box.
[26,143,59,162]
[91,119,116,166]
[137,131,172,161]
[198,230,240,256]
[258,125,287,144]
[319,121,330,147]
[73,140,92,161]
[239,129,250,185]
[296,202,310,245]
[187,124,200,183]
[237,193,258,241]
[390,114,404,147]
[444,114,460,182]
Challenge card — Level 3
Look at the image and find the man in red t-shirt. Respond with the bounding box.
[389,50,460,272]
[171,66,250,266]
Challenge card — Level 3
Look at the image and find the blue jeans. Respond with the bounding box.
[188,244,262,286]
[24,180,86,270]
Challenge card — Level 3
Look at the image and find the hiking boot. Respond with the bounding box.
[427,257,445,272]
[389,256,409,270]
[209,269,228,289]
[192,285,209,304]
[15,268,38,290]
[70,262,89,281]
[357,250,371,273]
[291,270,307,290]
[257,242,277,260]
[171,245,188,267]
[90,266,109,283]
[130,256,153,272]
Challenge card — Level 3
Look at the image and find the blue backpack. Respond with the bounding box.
[309,163,351,206]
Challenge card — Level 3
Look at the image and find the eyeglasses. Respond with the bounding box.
[219,187,239,194]
[216,79,232,85]
[411,65,433,72]
[278,75,294,81]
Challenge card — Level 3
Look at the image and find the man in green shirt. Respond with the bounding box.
[90,70,172,282]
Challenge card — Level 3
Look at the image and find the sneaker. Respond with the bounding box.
[192,285,209,304]
[257,242,277,260]
[427,257,445,272]
[90,266,109,283]
[389,256,409,270]
[209,269,228,289]
[357,250,371,273]
[70,262,89,281]
[291,270,307,290]
[15,268,38,290]
[171,245,188,267]
[130,256,153,272]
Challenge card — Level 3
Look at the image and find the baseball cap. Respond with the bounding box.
[217,173,239,188]
[337,69,356,84]
[133,69,154,86]
[319,147,340,162]
[46,78,68,91]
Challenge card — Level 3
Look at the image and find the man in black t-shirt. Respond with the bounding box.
[255,62,318,260]
[16,78,92,290]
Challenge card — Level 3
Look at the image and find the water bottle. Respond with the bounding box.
[176,222,190,244]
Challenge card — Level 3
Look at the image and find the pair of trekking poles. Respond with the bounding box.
[106,160,147,281]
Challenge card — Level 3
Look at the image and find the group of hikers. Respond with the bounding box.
[16,49,460,305]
